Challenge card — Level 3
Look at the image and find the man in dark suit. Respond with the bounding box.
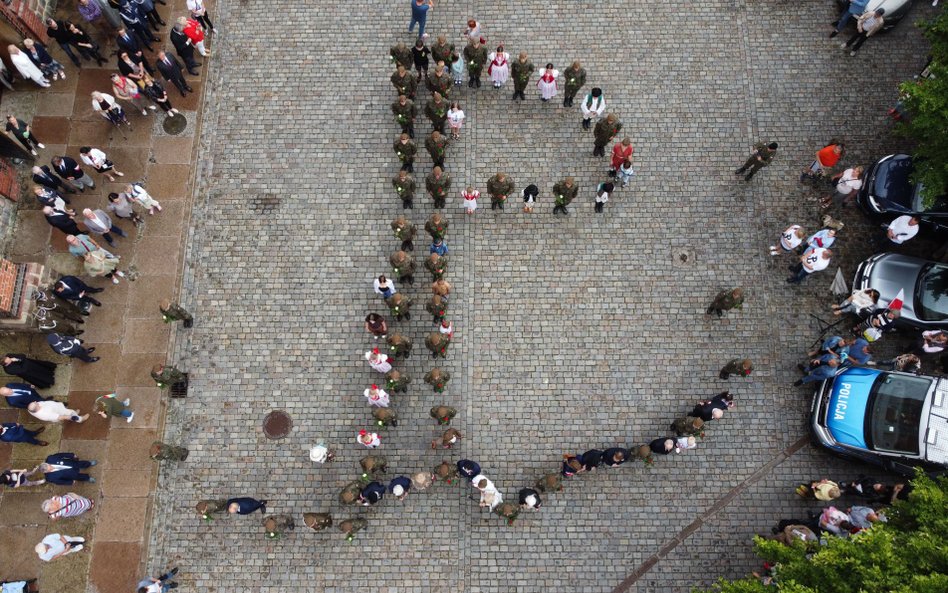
[0,383,52,409]
[43,206,81,236]
[53,275,103,310]
[32,165,75,193]
[156,51,192,96]
[116,27,154,73]
[40,452,96,484]
[46,332,99,363]
[118,2,158,51]
[170,24,200,74]
[52,156,94,192]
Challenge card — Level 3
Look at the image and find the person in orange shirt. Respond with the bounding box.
[802,141,844,182]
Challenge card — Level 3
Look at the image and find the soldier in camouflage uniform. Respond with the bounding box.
[552,177,579,215]
[263,514,295,539]
[431,427,462,449]
[486,172,515,210]
[425,212,449,240]
[390,64,417,98]
[390,94,417,139]
[360,455,388,476]
[636,445,654,463]
[734,141,778,182]
[150,441,189,461]
[371,406,396,428]
[424,368,451,392]
[593,113,623,157]
[719,358,753,380]
[389,250,415,285]
[339,518,367,541]
[390,42,413,70]
[151,363,187,388]
[159,299,193,328]
[495,502,520,524]
[424,129,449,168]
[339,480,363,505]
[670,416,705,437]
[462,37,488,88]
[426,294,448,323]
[430,35,454,68]
[391,215,417,251]
[393,133,417,173]
[384,369,411,393]
[510,52,534,100]
[386,332,412,359]
[425,332,450,358]
[385,293,412,321]
[425,166,451,208]
[426,62,452,99]
[706,288,745,318]
[430,405,457,425]
[562,60,587,107]
[535,473,563,493]
[425,253,447,280]
[196,499,228,520]
[425,92,449,135]
[433,460,454,484]
[303,512,333,532]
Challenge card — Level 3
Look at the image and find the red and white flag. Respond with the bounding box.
[888,288,905,311]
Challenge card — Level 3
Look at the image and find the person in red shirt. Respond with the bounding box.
[802,141,844,182]
[609,137,633,177]
[178,17,208,57]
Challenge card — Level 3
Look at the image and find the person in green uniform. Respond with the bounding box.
[425,91,448,134]
[706,288,745,318]
[425,332,450,358]
[150,441,189,461]
[390,94,416,139]
[359,455,387,476]
[510,52,534,101]
[562,60,586,107]
[425,253,447,280]
[426,62,452,99]
[390,64,417,98]
[425,212,449,239]
[425,166,451,208]
[424,367,451,392]
[303,512,333,531]
[339,480,363,505]
[386,332,412,359]
[433,461,454,483]
[389,250,415,285]
[535,473,563,493]
[719,358,753,380]
[430,35,454,67]
[338,518,367,541]
[430,405,457,425]
[385,293,412,321]
[390,42,413,70]
[372,407,398,427]
[670,416,705,437]
[551,177,578,215]
[424,129,449,168]
[734,142,778,181]
[391,215,417,251]
[486,172,514,210]
[426,294,447,323]
[462,37,487,88]
[384,369,411,393]
[393,132,417,173]
[196,499,229,521]
[151,363,187,388]
[262,515,294,539]
[495,501,520,524]
[159,299,193,328]
[593,113,622,157]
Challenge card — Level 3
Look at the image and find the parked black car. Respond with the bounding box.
[834,0,915,30]
[856,154,948,223]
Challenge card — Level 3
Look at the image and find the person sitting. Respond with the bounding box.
[832,288,880,317]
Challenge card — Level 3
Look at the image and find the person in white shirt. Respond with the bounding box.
[27,400,88,424]
[886,215,919,244]
[363,384,390,408]
[187,0,214,32]
[580,87,605,130]
[473,475,502,510]
[446,102,465,140]
[79,146,125,182]
[772,224,805,256]
[594,182,613,214]
[373,274,397,298]
[35,534,84,561]
[788,247,832,284]
[8,45,50,87]
[826,166,863,207]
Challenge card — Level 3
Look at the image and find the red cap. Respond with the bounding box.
[372,348,380,354]
[371,384,378,390]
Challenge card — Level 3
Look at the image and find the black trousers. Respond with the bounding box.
[194,13,214,30]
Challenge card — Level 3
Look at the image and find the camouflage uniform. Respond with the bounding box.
[390,67,417,98]
[636,445,653,462]
[424,130,449,168]
[433,461,454,483]
[432,427,462,449]
[430,38,455,68]
[386,332,412,359]
[426,68,452,99]
[486,173,515,210]
[389,43,413,70]
[196,499,228,520]
[372,407,398,427]
[262,514,295,539]
[735,141,778,181]
[393,136,417,173]
[391,216,417,251]
[389,251,415,285]
[430,405,457,425]
[562,62,587,107]
[424,253,447,280]
[510,55,534,100]
[359,455,388,476]
[150,441,189,461]
[425,170,451,208]
[303,512,333,531]
[390,97,417,138]
[426,295,448,323]
[719,358,753,380]
[338,518,368,540]
[462,40,488,87]
[670,416,705,437]
[151,364,187,388]
[424,367,451,392]
[159,301,193,327]
[535,473,563,493]
[384,369,411,393]
[425,332,450,358]
[495,502,520,524]
[706,288,745,317]
[593,115,623,157]
[551,178,579,215]
[385,293,412,321]
[339,480,363,505]
[425,213,449,240]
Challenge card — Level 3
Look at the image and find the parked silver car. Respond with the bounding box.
[853,253,948,330]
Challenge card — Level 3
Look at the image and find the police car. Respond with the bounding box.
[810,366,948,476]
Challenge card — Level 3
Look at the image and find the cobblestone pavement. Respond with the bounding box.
[149,1,937,592]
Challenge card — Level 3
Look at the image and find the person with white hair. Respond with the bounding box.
[388,475,412,501]
[27,400,88,424]
[8,45,50,87]
[42,493,94,520]
[35,533,84,561]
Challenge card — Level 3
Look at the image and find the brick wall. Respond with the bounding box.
[0,0,50,43]
[0,258,19,316]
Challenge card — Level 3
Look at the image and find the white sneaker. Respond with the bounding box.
[30,150,37,156]
[141,109,148,116]
[112,276,120,284]
[148,105,157,110]
[126,411,134,423]
[840,42,848,49]
[67,544,83,554]
[122,398,130,406]
[37,143,45,149]
[116,270,125,277]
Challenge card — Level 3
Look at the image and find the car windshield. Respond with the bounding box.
[866,373,930,455]
[874,157,914,207]
[915,263,948,321]
[911,181,948,214]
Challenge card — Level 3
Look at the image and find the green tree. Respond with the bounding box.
[696,474,948,593]
[898,10,948,205]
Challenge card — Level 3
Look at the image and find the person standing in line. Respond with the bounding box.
[594,182,613,214]
[389,250,415,285]
[431,35,454,67]
[408,0,434,40]
[21,39,65,82]
[487,44,509,89]
[392,170,417,209]
[486,172,514,211]
[425,253,447,279]
[610,137,634,177]
[66,21,107,66]
[734,141,778,181]
[425,131,449,169]
[227,497,267,515]
[52,155,95,191]
[187,0,215,32]
[510,52,533,101]
[357,429,381,449]
[365,313,388,340]
[462,186,478,215]
[562,60,586,107]
[79,146,125,182]
[447,101,465,140]
[35,534,85,561]
[391,216,416,252]
[463,37,488,88]
[425,92,449,135]
[391,94,417,139]
[580,87,605,130]
[366,348,393,373]
[425,212,449,241]
[449,52,464,87]
[170,21,201,75]
[429,237,449,256]
[552,177,578,215]
[44,18,81,67]
[142,75,179,116]
[393,132,417,173]
[390,41,412,70]
[411,38,430,81]
[386,293,412,321]
[426,166,451,208]
[46,332,99,363]
[1,354,57,389]
[364,384,390,408]
[5,115,46,156]
[521,183,539,213]
[82,208,127,246]
[8,45,50,87]
[593,113,622,157]
[391,63,418,99]
[156,51,192,96]
[536,63,558,101]
[842,9,884,56]
[112,73,152,116]
[426,61,452,99]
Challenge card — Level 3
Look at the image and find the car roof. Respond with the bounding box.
[928,382,948,465]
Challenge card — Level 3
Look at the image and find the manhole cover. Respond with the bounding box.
[262,411,292,439]
[162,113,188,135]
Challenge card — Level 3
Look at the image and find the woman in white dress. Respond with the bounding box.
[8,45,50,88]
[536,63,558,101]
[487,45,509,88]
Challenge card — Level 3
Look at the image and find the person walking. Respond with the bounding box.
[5,116,45,156]
[486,172,514,211]
[463,37,488,88]
[426,166,451,207]
[0,422,48,446]
[2,354,57,388]
[156,51,192,96]
[22,38,65,82]
[462,186,478,215]
[390,250,416,285]
[843,9,885,56]
[227,497,267,515]
[159,300,193,327]
[0,466,45,488]
[364,384,390,408]
[706,288,745,317]
[46,332,99,363]
[593,114,622,157]
[27,400,89,424]
[431,427,462,449]
[487,45,509,88]
[580,87,605,130]
[594,182,613,214]
[52,156,95,192]
[357,429,381,449]
[384,369,410,393]
[391,215,416,251]
[536,63,558,101]
[552,177,578,215]
[510,52,534,101]
[391,94,417,139]
[82,208,127,246]
[430,405,457,425]
[35,534,85,561]
[425,252,447,279]
[718,359,753,380]
[391,41,413,70]
[121,182,162,215]
[408,0,433,40]
[391,64,418,99]
[365,348,393,373]
[79,146,125,182]
[734,141,778,181]
[562,60,586,107]
[94,392,134,422]
[447,101,465,140]
[7,45,50,88]
[830,0,870,37]
[365,313,388,340]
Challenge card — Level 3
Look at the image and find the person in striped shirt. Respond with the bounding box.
[42,493,94,520]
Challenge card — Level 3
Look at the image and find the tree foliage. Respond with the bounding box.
[897,10,948,204]
[695,474,948,593]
